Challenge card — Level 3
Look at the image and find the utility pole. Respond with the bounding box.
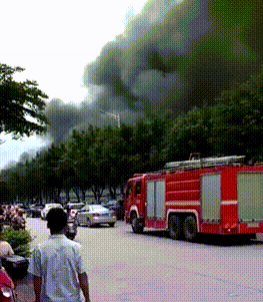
[100,110,120,128]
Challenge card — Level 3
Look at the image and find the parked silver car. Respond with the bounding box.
[76,204,116,227]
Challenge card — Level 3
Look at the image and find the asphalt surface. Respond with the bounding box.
[16,218,263,302]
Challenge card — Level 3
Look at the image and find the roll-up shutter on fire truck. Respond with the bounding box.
[147,180,165,219]
[201,174,221,222]
[238,172,263,222]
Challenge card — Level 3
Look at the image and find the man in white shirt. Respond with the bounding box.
[28,207,90,302]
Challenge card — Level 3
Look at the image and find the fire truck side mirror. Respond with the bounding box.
[135,181,141,195]
[126,183,132,198]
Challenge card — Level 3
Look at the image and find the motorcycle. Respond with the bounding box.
[0,266,17,302]
[66,221,77,240]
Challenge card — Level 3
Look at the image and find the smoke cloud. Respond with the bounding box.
[46,0,263,142]
[84,0,263,111]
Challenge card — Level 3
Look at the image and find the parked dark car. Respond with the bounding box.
[103,199,124,220]
[28,204,43,218]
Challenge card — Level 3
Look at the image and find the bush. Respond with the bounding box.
[2,226,33,258]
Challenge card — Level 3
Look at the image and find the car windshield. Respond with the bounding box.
[80,205,90,211]
[68,203,84,209]
[89,205,108,212]
[46,203,62,208]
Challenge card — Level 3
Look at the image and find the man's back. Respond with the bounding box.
[29,234,85,302]
[28,207,90,302]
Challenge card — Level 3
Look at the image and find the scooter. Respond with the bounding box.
[66,221,78,240]
[65,210,78,240]
[0,266,17,302]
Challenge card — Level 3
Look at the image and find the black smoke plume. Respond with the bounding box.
[46,0,263,142]
[84,0,263,112]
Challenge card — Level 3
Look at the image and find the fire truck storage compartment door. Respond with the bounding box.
[147,181,155,218]
[201,174,221,222]
[238,173,263,222]
[147,180,166,219]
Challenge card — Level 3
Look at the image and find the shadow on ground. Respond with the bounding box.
[129,229,263,247]
[14,273,34,302]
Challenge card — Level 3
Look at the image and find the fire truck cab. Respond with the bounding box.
[125,155,263,241]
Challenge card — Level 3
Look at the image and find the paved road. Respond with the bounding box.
[26,218,263,302]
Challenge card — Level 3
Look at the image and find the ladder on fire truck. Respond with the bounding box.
[164,154,245,171]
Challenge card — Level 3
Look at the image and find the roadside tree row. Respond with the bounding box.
[1,66,263,205]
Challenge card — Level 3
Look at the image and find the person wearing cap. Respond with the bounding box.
[28,207,90,302]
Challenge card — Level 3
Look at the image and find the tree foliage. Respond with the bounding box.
[166,107,215,161]
[212,67,263,160]
[0,64,48,137]
[3,226,33,258]
[1,66,263,203]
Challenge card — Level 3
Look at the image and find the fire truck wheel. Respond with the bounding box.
[183,215,197,242]
[131,213,144,234]
[169,215,182,240]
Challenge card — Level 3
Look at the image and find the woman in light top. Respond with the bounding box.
[0,226,14,258]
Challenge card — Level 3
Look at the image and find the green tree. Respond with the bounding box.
[166,107,215,161]
[100,126,129,199]
[131,114,173,172]
[0,64,48,137]
[213,66,263,161]
[64,127,99,202]
[0,180,14,204]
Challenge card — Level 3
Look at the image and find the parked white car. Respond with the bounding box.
[41,203,63,220]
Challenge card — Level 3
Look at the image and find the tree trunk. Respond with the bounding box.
[72,187,80,203]
[91,185,104,203]
[109,186,117,199]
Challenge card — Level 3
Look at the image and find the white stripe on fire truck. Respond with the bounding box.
[166,200,238,206]
[221,200,238,205]
[166,200,200,206]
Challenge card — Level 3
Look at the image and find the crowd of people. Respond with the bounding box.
[0,204,91,301]
[28,207,90,302]
[0,204,26,230]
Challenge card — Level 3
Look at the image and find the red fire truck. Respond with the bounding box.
[125,155,263,241]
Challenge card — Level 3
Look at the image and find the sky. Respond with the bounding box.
[0,0,147,168]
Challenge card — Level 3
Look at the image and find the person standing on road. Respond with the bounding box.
[28,207,91,302]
